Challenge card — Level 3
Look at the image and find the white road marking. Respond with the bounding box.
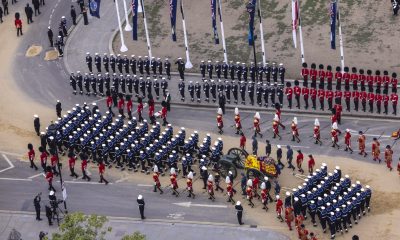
[173,202,228,208]
[28,173,45,179]
[115,177,129,183]
[0,154,15,173]
[291,145,310,149]
[0,178,32,182]
[137,184,153,187]
[0,151,23,157]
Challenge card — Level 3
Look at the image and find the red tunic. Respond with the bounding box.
[240,135,246,148]
[372,141,380,157]
[261,189,267,203]
[318,89,325,100]
[137,102,143,113]
[227,183,233,197]
[391,78,398,89]
[291,123,299,136]
[294,86,301,96]
[217,114,223,128]
[99,163,105,174]
[207,180,214,195]
[273,121,279,134]
[186,178,192,190]
[153,172,161,187]
[310,69,317,81]
[326,71,333,83]
[45,171,53,183]
[343,72,350,86]
[391,93,398,104]
[40,152,48,165]
[275,109,282,120]
[358,135,366,151]
[308,157,315,169]
[126,100,133,112]
[234,115,242,129]
[68,157,76,168]
[161,106,167,119]
[253,118,260,132]
[296,153,304,165]
[81,159,88,171]
[118,99,125,110]
[51,155,58,167]
[345,132,351,146]
[310,88,317,99]
[383,95,389,105]
[313,126,320,139]
[301,87,309,97]
[246,186,253,200]
[276,199,283,214]
[106,96,113,108]
[28,149,35,161]
[331,129,339,142]
[301,68,309,81]
[170,175,178,189]
[285,87,293,97]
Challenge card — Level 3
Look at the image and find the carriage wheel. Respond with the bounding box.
[227,148,248,169]
[218,161,237,179]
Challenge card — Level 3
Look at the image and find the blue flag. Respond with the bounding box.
[211,0,219,44]
[170,0,178,41]
[132,0,138,40]
[330,1,337,49]
[89,0,101,18]
[247,0,256,46]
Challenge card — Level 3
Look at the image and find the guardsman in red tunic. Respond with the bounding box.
[313,118,322,145]
[368,92,375,113]
[291,117,300,143]
[294,80,301,109]
[276,195,284,222]
[186,171,195,198]
[153,165,164,194]
[352,90,360,111]
[383,94,389,114]
[318,64,325,89]
[360,91,367,112]
[45,169,56,192]
[296,150,305,174]
[372,137,381,163]
[216,108,224,134]
[117,93,125,118]
[126,95,133,120]
[301,62,309,87]
[239,133,246,150]
[391,73,398,93]
[367,69,374,92]
[334,103,342,124]
[326,89,334,110]
[318,89,325,110]
[260,182,269,211]
[326,65,333,90]
[383,71,390,94]
[98,160,109,185]
[358,131,367,157]
[375,70,383,94]
[207,174,216,201]
[334,89,342,105]
[344,129,354,153]
[343,67,351,91]
[302,86,309,109]
[170,168,179,196]
[359,69,366,92]
[275,104,285,129]
[50,153,59,176]
[308,154,315,174]
[246,179,254,207]
[137,97,144,122]
[226,176,235,204]
[81,156,91,181]
[331,122,340,149]
[376,94,383,114]
[106,93,115,116]
[310,63,317,88]
[273,114,281,140]
[351,67,359,91]
[391,93,398,115]
[295,214,305,232]
[161,101,168,126]
[234,107,242,134]
[39,146,48,171]
[335,66,342,90]
[68,152,78,178]
[344,90,351,111]
[310,88,317,109]
[285,206,295,230]
[148,98,155,124]
[253,112,262,138]
[27,143,38,170]
[384,145,393,171]
[252,176,260,199]
[285,82,293,109]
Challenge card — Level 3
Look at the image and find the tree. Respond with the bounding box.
[121,232,147,240]
[51,212,112,240]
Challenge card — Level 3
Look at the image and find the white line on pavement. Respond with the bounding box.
[0,178,32,182]
[28,173,45,179]
[0,151,23,157]
[115,177,129,183]
[58,180,113,185]
[290,145,310,149]
[0,154,15,173]
[137,184,153,187]
[173,202,227,208]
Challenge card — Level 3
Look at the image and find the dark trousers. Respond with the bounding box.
[287,97,292,108]
[72,16,76,25]
[236,211,243,224]
[49,38,53,47]
[99,174,108,184]
[30,160,38,170]
[304,96,309,109]
[139,205,145,219]
[345,100,350,111]
[82,169,91,181]
[311,98,316,109]
[34,7,40,16]
[35,206,41,220]
[319,98,324,110]
[369,100,373,112]
[295,95,300,108]
[354,99,359,111]
[27,15,33,24]
[48,181,56,192]
[384,104,388,114]
[70,167,78,178]
[393,104,397,115]
[17,27,23,36]
[329,222,336,236]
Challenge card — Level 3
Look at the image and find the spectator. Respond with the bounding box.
[252,136,258,155]
[265,140,271,157]
[286,145,296,171]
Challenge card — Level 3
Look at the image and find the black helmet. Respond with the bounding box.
[367,70,372,75]
[319,64,324,69]
[294,80,299,86]
[302,62,308,68]
[351,67,357,73]
[344,67,349,72]
[311,63,316,69]
[275,102,281,110]
[359,69,364,74]
[384,71,388,76]
[331,108,336,114]
[327,65,332,71]
[392,73,397,78]
[286,82,292,87]
[336,66,341,72]
[375,70,381,75]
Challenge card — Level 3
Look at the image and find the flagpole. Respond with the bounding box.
[297,0,305,63]
[115,0,128,52]
[291,0,297,49]
[141,0,152,59]
[180,0,192,69]
[337,0,345,73]
[122,0,132,31]
[217,0,228,63]
[257,0,266,67]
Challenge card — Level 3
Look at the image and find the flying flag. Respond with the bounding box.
[330,0,337,49]
[211,0,219,44]
[89,0,101,18]
[246,0,256,46]
[132,0,138,40]
[291,0,299,48]
[170,0,178,41]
